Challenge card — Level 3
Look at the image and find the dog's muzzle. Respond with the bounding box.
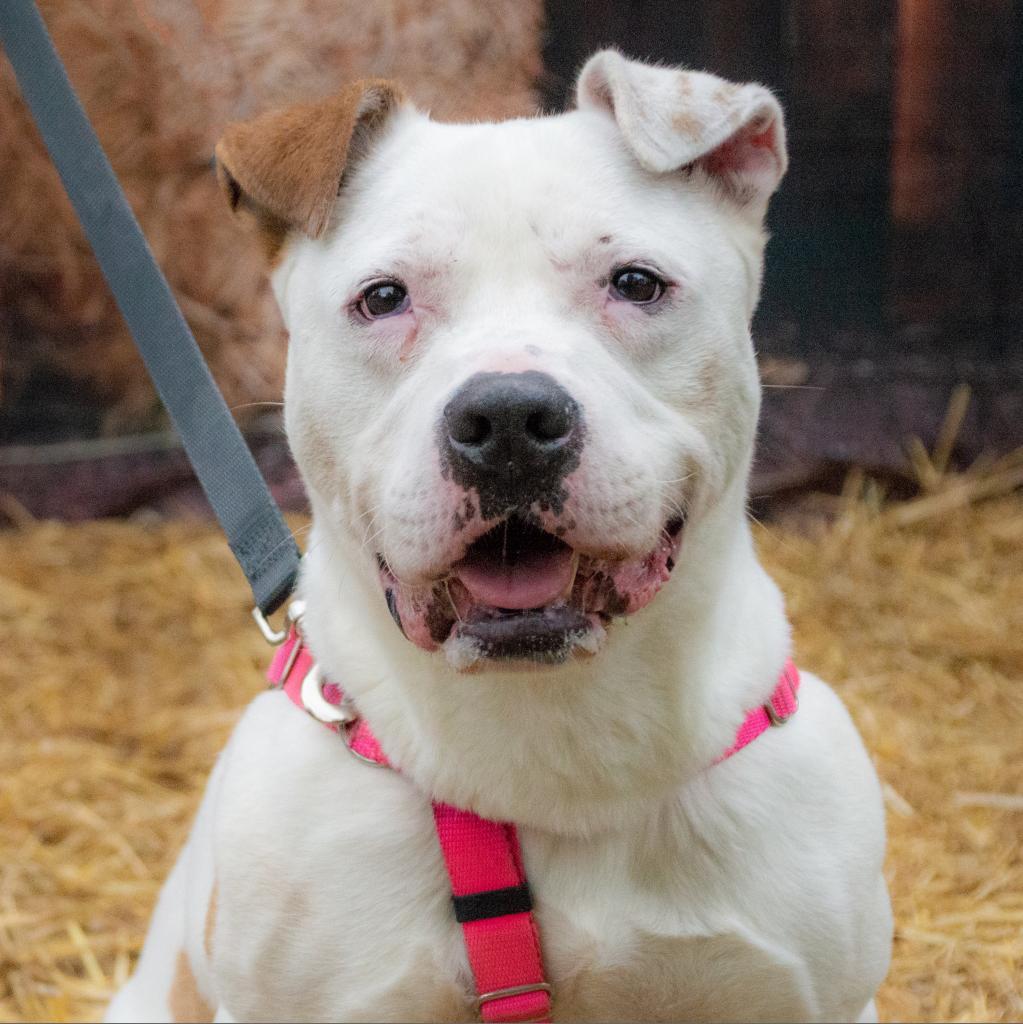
[376,370,685,668]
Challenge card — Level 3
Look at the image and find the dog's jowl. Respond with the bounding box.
[107,51,892,1023]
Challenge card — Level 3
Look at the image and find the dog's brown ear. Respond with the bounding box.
[215,79,404,254]
[576,51,786,214]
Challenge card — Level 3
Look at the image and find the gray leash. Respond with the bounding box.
[0,0,300,626]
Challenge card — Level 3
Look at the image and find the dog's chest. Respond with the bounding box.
[214,824,810,1023]
[212,703,815,1022]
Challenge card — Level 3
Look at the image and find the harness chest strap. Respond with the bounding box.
[268,627,800,1023]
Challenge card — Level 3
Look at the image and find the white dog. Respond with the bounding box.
[106,50,892,1023]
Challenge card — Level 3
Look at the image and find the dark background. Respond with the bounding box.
[543,0,1023,493]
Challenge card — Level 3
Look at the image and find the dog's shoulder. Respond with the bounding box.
[775,669,884,814]
[706,669,886,848]
[212,690,436,857]
[203,692,471,1019]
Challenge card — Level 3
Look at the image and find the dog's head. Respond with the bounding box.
[216,52,786,672]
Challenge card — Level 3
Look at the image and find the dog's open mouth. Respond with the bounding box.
[378,513,685,669]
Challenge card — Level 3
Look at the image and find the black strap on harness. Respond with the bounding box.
[451,883,534,924]
[0,0,300,620]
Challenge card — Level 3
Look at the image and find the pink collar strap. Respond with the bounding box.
[268,625,799,1023]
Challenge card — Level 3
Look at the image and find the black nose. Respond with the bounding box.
[441,371,582,515]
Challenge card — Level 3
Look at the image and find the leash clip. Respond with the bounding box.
[252,606,287,645]
[253,599,306,646]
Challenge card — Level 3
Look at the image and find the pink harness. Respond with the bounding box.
[268,626,800,1023]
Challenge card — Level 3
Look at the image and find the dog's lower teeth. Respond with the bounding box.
[444,633,485,671]
[573,617,606,655]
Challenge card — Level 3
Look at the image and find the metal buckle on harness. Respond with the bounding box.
[475,982,552,1019]
[299,662,387,769]
[765,670,799,726]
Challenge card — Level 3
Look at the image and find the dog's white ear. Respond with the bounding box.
[215,79,404,258]
[577,50,787,213]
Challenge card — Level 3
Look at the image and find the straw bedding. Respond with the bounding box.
[1,471,1021,1021]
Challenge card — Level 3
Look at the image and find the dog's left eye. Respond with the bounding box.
[357,280,410,319]
[610,266,665,305]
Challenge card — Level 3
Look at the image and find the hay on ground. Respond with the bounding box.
[1,473,1021,1021]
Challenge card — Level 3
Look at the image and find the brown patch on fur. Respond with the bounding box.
[671,109,703,138]
[169,950,214,1023]
[254,212,291,268]
[215,80,404,257]
[690,355,722,412]
[713,83,739,105]
[203,884,217,960]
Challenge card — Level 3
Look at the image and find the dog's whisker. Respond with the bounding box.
[358,501,384,523]
[442,579,463,623]
[360,524,388,558]
[257,523,313,562]
[651,472,694,487]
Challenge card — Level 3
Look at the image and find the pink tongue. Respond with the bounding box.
[455,545,575,610]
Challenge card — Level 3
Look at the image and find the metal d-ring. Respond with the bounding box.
[299,662,358,727]
[298,651,387,768]
[340,717,389,768]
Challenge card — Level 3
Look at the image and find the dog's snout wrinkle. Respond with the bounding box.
[441,371,583,519]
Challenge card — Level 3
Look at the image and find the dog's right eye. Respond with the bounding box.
[357,280,410,319]
[610,266,665,305]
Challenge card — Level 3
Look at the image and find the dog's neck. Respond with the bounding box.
[299,478,789,836]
